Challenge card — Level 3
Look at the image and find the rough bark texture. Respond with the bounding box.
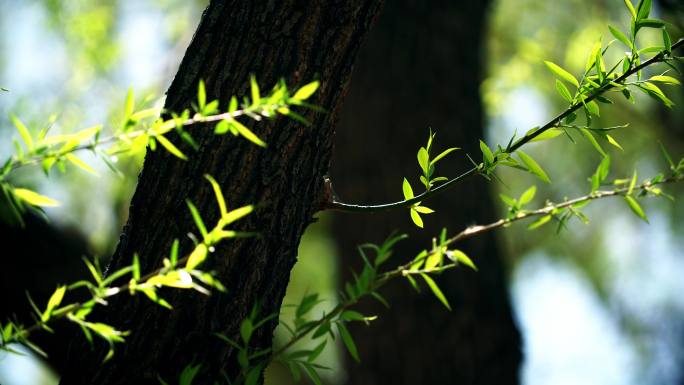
[330,1,522,384]
[60,1,382,383]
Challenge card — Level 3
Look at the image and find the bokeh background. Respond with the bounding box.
[0,0,682,384]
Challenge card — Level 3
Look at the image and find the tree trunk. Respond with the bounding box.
[60,1,383,383]
[330,1,522,384]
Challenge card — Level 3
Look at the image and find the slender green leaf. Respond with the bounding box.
[10,114,33,150]
[338,323,360,362]
[650,75,680,85]
[156,135,187,160]
[479,140,494,164]
[402,178,414,200]
[205,174,227,216]
[544,61,579,87]
[231,120,267,147]
[609,26,633,49]
[42,286,66,322]
[636,0,652,20]
[519,185,536,206]
[293,81,320,101]
[13,188,59,207]
[420,273,451,310]
[410,209,423,228]
[624,0,637,19]
[417,147,429,174]
[555,80,573,102]
[517,150,551,183]
[430,147,459,165]
[528,214,552,230]
[624,196,649,223]
[197,80,206,111]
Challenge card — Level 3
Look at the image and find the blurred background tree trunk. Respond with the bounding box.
[330,1,522,384]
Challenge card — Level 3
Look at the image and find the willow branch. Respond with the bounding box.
[324,39,684,213]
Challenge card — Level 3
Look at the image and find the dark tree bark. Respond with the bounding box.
[330,1,522,384]
[60,1,383,384]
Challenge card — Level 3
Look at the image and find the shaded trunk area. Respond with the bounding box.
[59,1,383,384]
[330,1,522,384]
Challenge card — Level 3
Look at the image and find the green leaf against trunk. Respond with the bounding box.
[448,249,477,271]
[337,322,360,362]
[517,150,551,183]
[410,208,423,228]
[250,75,260,106]
[230,120,267,147]
[430,147,459,166]
[624,196,648,223]
[205,174,228,216]
[420,273,451,310]
[402,178,414,200]
[293,80,320,101]
[185,243,208,271]
[544,61,579,87]
[197,80,206,112]
[186,200,208,237]
[42,286,66,322]
[417,146,429,174]
[156,135,188,160]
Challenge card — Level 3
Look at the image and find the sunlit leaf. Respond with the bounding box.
[609,25,632,49]
[544,61,579,87]
[231,120,267,147]
[42,286,66,322]
[13,188,59,207]
[250,75,260,106]
[649,75,680,85]
[10,114,33,151]
[517,151,551,183]
[65,154,98,175]
[156,135,187,160]
[624,196,648,223]
[402,178,414,200]
[410,209,423,228]
[555,80,572,102]
[420,273,451,310]
[205,174,227,216]
[185,244,208,271]
[528,214,552,230]
[519,185,536,206]
[293,81,320,101]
